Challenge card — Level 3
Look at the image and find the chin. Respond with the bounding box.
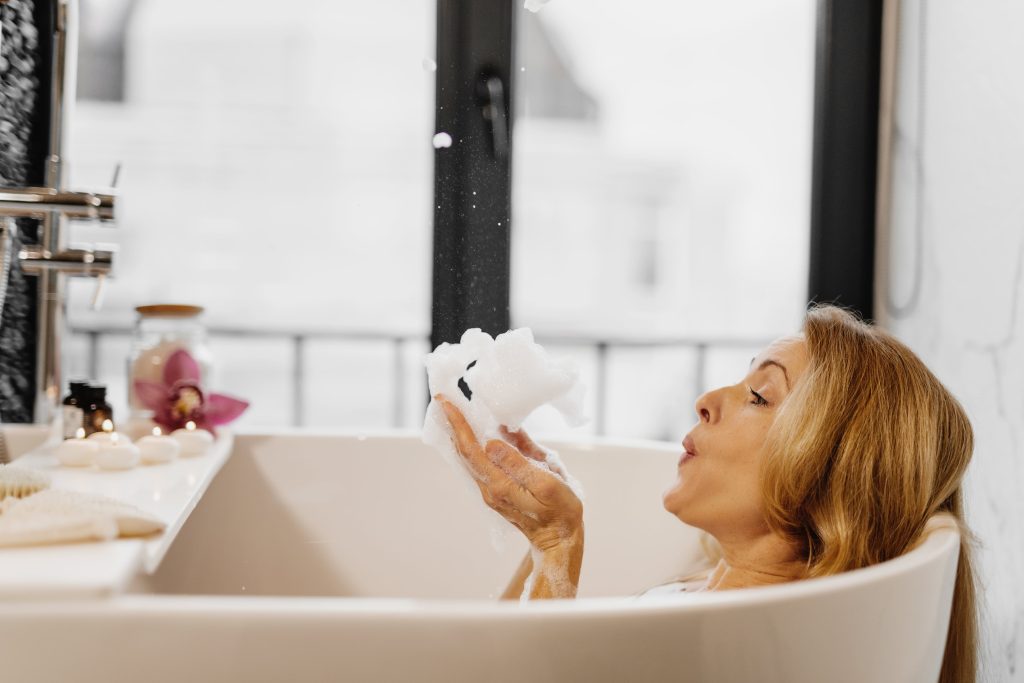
[661,483,687,518]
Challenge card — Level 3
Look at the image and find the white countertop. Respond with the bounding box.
[0,431,232,600]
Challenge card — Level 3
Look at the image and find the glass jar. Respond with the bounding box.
[127,304,216,419]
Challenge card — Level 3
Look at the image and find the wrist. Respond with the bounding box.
[527,526,583,600]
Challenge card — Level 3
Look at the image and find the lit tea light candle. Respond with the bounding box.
[171,421,213,457]
[87,419,132,446]
[56,427,100,467]
[137,426,181,465]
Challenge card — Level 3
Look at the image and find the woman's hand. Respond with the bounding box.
[435,394,583,554]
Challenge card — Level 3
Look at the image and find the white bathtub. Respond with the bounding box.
[0,432,959,682]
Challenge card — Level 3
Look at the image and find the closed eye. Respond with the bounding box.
[748,387,769,407]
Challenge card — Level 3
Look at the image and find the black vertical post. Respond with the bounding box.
[808,0,883,321]
[431,0,514,352]
[0,0,54,422]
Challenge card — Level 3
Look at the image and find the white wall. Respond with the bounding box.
[877,2,1024,680]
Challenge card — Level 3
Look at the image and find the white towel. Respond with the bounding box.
[0,489,165,548]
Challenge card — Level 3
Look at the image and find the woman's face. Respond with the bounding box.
[662,335,810,540]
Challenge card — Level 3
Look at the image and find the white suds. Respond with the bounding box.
[524,0,551,13]
[432,132,453,149]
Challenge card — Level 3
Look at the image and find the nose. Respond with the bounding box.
[694,387,719,424]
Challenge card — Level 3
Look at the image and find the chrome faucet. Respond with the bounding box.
[0,0,117,423]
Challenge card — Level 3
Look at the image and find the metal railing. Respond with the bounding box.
[69,325,773,435]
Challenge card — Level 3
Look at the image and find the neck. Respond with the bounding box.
[701,525,805,591]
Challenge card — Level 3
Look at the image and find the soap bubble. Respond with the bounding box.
[524,0,551,13]
[422,58,437,72]
[432,132,453,149]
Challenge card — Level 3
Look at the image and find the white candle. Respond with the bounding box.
[137,427,181,465]
[56,429,99,467]
[87,420,132,446]
[171,421,214,457]
[95,437,141,470]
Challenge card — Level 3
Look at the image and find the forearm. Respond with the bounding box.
[500,551,534,600]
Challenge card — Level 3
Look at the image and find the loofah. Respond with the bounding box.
[0,464,51,501]
[0,489,165,548]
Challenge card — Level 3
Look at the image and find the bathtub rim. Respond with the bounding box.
[0,519,959,621]
[4,509,955,619]
[21,513,954,620]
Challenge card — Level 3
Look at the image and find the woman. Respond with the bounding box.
[436,304,977,683]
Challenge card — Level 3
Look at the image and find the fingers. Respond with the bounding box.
[499,425,569,481]
[434,395,577,527]
[434,395,503,484]
[485,439,566,506]
[499,425,546,462]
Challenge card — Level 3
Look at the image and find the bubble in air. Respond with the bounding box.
[422,58,437,72]
[432,132,453,149]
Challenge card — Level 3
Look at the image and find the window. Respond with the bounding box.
[68,0,436,428]
[68,1,830,441]
[512,1,816,438]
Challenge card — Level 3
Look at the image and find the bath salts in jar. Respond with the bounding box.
[127,304,215,419]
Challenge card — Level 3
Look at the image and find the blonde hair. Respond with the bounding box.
[762,304,977,683]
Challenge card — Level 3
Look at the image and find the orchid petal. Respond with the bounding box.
[133,380,168,412]
[163,349,202,386]
[203,393,249,426]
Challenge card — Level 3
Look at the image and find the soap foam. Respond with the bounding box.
[422,328,588,552]
[432,132,453,149]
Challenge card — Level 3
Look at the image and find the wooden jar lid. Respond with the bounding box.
[134,304,204,318]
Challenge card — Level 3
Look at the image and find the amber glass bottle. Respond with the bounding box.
[82,385,114,437]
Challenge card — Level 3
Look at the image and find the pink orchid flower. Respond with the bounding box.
[133,349,249,433]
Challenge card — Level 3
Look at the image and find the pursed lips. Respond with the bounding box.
[678,435,699,466]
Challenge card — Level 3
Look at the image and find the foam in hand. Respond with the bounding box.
[421,328,587,549]
[424,328,584,443]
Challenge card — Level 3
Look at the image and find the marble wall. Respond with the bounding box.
[877,2,1024,680]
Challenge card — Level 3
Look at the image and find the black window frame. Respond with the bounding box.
[808,0,884,322]
[430,0,515,350]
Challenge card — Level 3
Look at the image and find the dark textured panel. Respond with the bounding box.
[431,0,514,351]
[0,0,45,422]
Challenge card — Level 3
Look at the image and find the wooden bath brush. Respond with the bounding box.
[0,464,51,501]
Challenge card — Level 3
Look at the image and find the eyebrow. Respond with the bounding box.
[749,357,791,391]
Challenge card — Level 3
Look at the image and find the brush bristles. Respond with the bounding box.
[0,465,52,503]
